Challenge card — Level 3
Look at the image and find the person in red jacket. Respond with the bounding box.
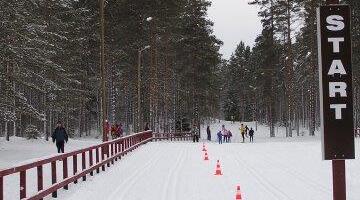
[111,124,117,139]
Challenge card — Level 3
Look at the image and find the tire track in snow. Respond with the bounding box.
[106,144,164,200]
[230,147,296,200]
[160,145,187,200]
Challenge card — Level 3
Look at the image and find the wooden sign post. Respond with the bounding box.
[317,1,354,199]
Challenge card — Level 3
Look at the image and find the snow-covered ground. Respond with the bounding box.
[0,137,101,200]
[0,137,100,169]
[2,121,360,200]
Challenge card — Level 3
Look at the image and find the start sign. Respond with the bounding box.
[317,5,354,160]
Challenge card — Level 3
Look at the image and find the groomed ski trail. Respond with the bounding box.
[57,140,360,200]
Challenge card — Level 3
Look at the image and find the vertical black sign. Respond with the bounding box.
[317,5,354,160]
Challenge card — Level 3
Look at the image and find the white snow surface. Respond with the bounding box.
[0,137,99,169]
[2,120,360,200]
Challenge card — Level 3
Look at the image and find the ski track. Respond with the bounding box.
[55,139,360,200]
[230,146,296,200]
[161,145,187,200]
[106,144,164,200]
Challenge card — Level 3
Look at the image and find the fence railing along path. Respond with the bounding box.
[0,131,192,200]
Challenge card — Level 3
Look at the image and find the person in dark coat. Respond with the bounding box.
[144,123,150,131]
[206,126,211,141]
[52,121,68,153]
[249,128,255,142]
[228,130,233,143]
[192,124,200,142]
[217,131,223,144]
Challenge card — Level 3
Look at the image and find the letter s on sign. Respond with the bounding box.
[326,15,345,31]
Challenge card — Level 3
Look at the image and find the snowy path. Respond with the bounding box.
[57,140,360,200]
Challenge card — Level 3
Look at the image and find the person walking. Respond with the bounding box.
[228,130,233,143]
[217,131,223,144]
[249,127,255,142]
[52,121,69,153]
[240,124,246,143]
[221,125,228,143]
[192,124,200,142]
[144,123,150,131]
[245,125,249,137]
[206,126,211,141]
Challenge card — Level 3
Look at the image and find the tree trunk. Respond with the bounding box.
[5,121,9,141]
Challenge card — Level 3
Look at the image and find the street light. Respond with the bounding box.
[137,45,151,132]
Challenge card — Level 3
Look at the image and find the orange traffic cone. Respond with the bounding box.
[235,185,242,200]
[202,143,206,151]
[204,151,209,161]
[214,160,223,175]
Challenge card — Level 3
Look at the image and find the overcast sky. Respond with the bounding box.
[208,0,262,59]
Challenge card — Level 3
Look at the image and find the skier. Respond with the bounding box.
[217,131,223,144]
[52,121,69,153]
[249,127,255,142]
[221,125,228,143]
[206,126,211,141]
[192,124,200,143]
[245,125,249,137]
[239,124,246,143]
[228,130,233,143]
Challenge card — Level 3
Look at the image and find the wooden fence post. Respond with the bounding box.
[0,176,3,200]
[82,152,86,181]
[37,165,43,198]
[114,143,118,161]
[89,150,94,176]
[73,155,78,184]
[107,144,110,167]
[101,146,105,171]
[51,161,57,198]
[62,158,68,190]
[96,148,100,173]
[20,170,26,199]
[111,144,114,164]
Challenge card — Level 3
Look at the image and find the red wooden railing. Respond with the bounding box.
[0,131,153,200]
[0,131,193,200]
[153,132,193,141]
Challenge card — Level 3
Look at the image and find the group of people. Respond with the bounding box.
[239,124,255,143]
[204,123,255,144]
[105,120,124,140]
[215,125,233,144]
[110,123,124,139]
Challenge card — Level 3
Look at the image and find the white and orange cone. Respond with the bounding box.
[202,143,206,151]
[235,185,242,200]
[214,160,223,175]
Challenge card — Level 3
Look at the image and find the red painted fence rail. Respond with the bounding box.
[0,131,192,200]
[153,132,193,141]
